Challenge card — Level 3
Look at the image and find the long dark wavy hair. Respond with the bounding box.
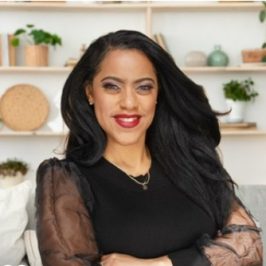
[61,30,236,229]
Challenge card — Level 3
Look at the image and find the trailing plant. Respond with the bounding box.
[11,24,62,47]
[0,159,28,177]
[223,78,259,102]
[259,1,266,49]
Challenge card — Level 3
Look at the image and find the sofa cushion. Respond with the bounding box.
[0,180,32,265]
[236,185,266,260]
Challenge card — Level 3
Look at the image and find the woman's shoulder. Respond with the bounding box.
[36,157,84,187]
[37,157,69,170]
[37,157,81,175]
[36,157,95,211]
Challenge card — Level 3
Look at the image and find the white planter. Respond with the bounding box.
[0,173,24,188]
[225,99,246,123]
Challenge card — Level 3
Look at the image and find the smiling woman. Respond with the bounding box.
[85,49,158,155]
[35,30,263,266]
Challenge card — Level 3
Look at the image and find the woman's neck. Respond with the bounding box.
[103,143,151,176]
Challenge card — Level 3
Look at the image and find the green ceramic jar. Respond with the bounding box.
[207,45,229,66]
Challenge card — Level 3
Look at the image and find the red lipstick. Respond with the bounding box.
[114,114,141,128]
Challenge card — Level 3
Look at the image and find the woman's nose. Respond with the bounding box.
[119,88,138,110]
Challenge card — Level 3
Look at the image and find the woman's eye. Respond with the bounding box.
[102,83,120,92]
[137,85,153,94]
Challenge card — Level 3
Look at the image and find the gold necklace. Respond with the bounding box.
[127,171,150,190]
[105,157,151,190]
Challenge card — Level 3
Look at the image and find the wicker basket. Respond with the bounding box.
[241,49,266,63]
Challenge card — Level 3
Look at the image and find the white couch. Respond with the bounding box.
[1,181,265,266]
[236,185,266,262]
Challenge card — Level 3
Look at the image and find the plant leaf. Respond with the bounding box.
[259,10,266,22]
[26,24,34,28]
[262,42,266,48]
[14,29,26,36]
[11,38,19,47]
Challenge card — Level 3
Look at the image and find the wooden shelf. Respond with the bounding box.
[0,129,265,137]
[1,66,266,74]
[221,130,266,136]
[0,2,262,11]
[0,66,72,73]
[149,2,263,11]
[182,66,266,73]
[0,2,149,11]
[0,131,68,137]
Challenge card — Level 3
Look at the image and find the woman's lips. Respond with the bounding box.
[114,114,141,128]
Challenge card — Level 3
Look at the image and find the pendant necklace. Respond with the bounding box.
[127,171,151,190]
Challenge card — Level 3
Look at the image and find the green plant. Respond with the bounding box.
[0,159,28,177]
[259,1,266,49]
[11,24,62,47]
[223,78,259,101]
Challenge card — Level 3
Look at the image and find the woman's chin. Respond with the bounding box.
[108,133,146,147]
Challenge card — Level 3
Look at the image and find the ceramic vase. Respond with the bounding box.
[184,51,207,67]
[207,45,229,66]
[225,99,246,123]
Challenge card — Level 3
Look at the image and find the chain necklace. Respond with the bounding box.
[127,171,150,190]
[104,152,151,190]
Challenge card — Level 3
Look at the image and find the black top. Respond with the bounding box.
[79,157,216,266]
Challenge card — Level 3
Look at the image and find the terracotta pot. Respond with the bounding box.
[25,45,48,66]
[0,173,24,188]
[241,48,266,63]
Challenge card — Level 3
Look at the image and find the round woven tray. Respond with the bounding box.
[0,84,49,131]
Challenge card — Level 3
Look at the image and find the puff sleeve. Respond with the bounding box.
[168,200,263,266]
[200,201,263,265]
[35,158,100,266]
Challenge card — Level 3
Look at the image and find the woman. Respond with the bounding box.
[36,30,263,266]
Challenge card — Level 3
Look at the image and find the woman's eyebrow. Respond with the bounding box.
[101,76,156,84]
[134,77,155,84]
[101,76,123,83]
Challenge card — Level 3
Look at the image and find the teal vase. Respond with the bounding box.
[207,45,229,66]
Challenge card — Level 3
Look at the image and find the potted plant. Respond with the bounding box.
[241,2,266,63]
[11,24,62,66]
[223,78,259,123]
[0,159,29,188]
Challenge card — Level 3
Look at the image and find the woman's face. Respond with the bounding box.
[87,49,158,147]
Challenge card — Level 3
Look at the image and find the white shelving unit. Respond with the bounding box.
[1,1,266,184]
[0,2,263,36]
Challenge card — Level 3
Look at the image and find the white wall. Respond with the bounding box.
[0,2,265,185]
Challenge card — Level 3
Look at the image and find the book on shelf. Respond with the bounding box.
[153,33,168,51]
[0,33,16,66]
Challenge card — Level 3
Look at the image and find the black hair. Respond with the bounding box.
[61,30,235,228]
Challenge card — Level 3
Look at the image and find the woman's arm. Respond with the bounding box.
[36,159,263,266]
[36,158,100,266]
[201,201,263,265]
[100,200,263,266]
[167,200,263,266]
